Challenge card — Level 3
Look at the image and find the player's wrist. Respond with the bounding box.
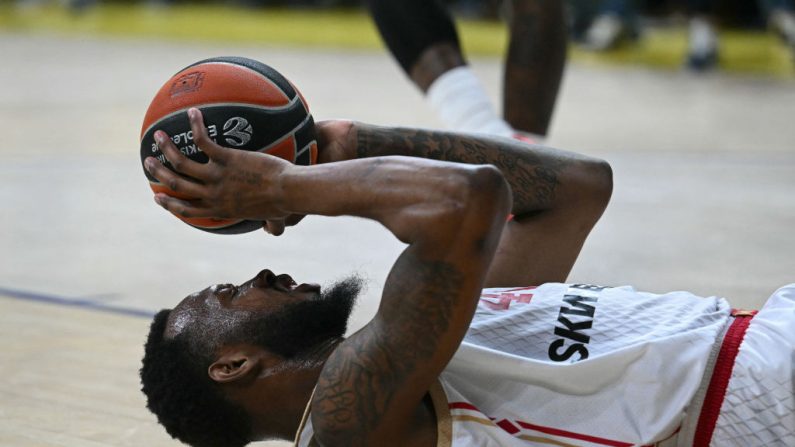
[275,162,313,217]
[316,120,357,164]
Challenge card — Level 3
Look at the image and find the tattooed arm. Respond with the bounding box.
[146,109,511,446]
[312,190,508,445]
[317,121,613,286]
[282,137,513,444]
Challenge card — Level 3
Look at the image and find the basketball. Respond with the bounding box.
[139,56,318,234]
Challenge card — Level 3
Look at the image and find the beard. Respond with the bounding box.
[226,275,363,359]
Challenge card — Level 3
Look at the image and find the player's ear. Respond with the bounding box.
[208,345,263,384]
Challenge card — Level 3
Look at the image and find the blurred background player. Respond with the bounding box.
[685,0,795,71]
[572,0,641,51]
[364,0,567,142]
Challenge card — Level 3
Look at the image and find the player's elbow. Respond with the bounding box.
[583,158,613,210]
[561,156,612,212]
[440,165,511,238]
[393,164,510,247]
[536,156,612,230]
[469,164,512,216]
[435,164,511,218]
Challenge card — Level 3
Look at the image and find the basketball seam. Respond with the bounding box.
[183,61,293,101]
[181,58,296,98]
[191,220,243,230]
[295,142,312,159]
[140,97,300,139]
[254,112,315,154]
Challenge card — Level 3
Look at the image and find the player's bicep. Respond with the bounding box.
[485,161,613,287]
[484,210,600,286]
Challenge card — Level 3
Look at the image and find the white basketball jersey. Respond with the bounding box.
[438,283,732,446]
[296,283,795,447]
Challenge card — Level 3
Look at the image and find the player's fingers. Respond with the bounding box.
[284,214,306,227]
[154,130,211,179]
[188,108,227,164]
[153,193,212,219]
[145,157,207,198]
[264,219,286,236]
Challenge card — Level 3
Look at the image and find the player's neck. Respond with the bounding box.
[248,339,343,441]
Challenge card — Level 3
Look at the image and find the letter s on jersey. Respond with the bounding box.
[548,339,589,362]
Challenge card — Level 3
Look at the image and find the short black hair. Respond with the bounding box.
[140,309,252,447]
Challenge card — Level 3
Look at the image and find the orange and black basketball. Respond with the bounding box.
[140,56,317,234]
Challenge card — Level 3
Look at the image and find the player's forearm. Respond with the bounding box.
[345,123,611,218]
[282,156,507,244]
[309,159,511,447]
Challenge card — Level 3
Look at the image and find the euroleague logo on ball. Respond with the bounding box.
[222,117,253,147]
[169,71,205,97]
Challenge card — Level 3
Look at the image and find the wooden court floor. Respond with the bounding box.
[0,295,290,447]
[0,295,166,446]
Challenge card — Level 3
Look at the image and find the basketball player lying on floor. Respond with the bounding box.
[141,108,795,447]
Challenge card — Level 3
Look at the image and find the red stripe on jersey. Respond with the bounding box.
[449,402,480,411]
[498,286,538,293]
[516,421,634,447]
[496,419,521,435]
[448,401,636,446]
[693,309,758,447]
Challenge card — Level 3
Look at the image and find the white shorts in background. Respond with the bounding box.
[712,284,795,446]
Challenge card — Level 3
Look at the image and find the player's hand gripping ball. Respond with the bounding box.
[139,56,317,234]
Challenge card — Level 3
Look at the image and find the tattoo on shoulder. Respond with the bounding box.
[312,260,463,445]
[356,126,567,211]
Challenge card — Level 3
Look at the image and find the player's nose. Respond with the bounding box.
[249,269,276,289]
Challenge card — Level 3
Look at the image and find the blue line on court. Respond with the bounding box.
[0,285,155,319]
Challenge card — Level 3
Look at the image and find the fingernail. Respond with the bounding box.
[188,108,197,120]
[153,194,162,205]
[154,131,165,144]
[145,157,154,170]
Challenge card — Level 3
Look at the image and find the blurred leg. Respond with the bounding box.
[503,0,567,136]
[568,0,602,42]
[686,0,719,71]
[582,0,641,51]
[410,43,466,93]
[759,0,795,47]
[757,0,795,15]
[366,0,516,137]
[367,0,565,139]
[687,0,714,15]
[365,0,464,91]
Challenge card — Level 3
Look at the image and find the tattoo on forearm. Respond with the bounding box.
[313,259,463,445]
[357,126,567,212]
